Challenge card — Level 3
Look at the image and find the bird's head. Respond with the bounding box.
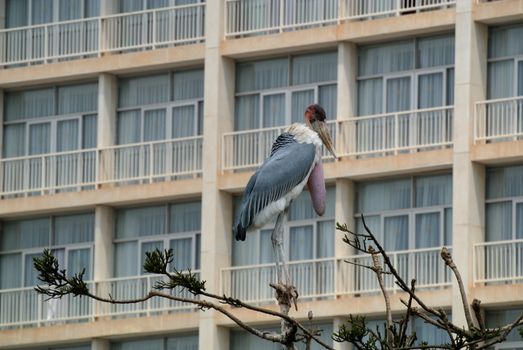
[305,104,337,160]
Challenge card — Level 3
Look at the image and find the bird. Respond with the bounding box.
[233,104,337,284]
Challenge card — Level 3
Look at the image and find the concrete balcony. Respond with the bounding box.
[224,0,455,38]
[1,137,203,198]
[474,239,523,284]
[0,3,205,68]
[475,96,523,144]
[220,247,451,305]
[0,273,199,330]
[340,106,454,157]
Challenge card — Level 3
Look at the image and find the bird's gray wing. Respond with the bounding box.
[235,134,315,236]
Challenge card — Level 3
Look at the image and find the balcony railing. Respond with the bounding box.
[0,3,205,66]
[474,239,523,284]
[338,106,453,156]
[220,247,451,304]
[475,96,523,143]
[224,0,455,37]
[0,283,94,329]
[0,273,199,329]
[0,137,203,197]
[222,121,336,171]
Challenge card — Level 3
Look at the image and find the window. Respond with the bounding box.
[5,0,100,27]
[111,333,198,350]
[234,52,337,131]
[113,202,201,277]
[485,165,523,242]
[117,70,204,145]
[119,0,203,12]
[487,24,523,100]
[354,174,452,289]
[230,323,333,350]
[357,34,455,116]
[21,345,91,350]
[486,308,523,346]
[3,83,98,158]
[0,213,94,289]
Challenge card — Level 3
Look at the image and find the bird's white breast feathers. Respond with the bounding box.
[286,123,322,148]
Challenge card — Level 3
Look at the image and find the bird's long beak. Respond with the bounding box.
[312,121,338,160]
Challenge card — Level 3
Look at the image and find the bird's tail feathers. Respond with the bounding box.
[233,222,247,241]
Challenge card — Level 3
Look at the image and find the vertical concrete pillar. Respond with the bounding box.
[199,0,235,349]
[335,180,355,295]
[93,206,114,318]
[98,73,118,148]
[337,42,358,156]
[100,0,118,16]
[452,0,488,328]
[333,317,351,350]
[92,339,110,350]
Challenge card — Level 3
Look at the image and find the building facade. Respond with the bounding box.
[0,0,522,349]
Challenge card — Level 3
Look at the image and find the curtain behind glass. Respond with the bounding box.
[53,213,94,245]
[83,115,97,149]
[289,191,314,221]
[147,0,170,9]
[447,68,455,105]
[357,179,411,213]
[487,60,514,99]
[386,77,411,113]
[119,74,170,108]
[289,226,313,261]
[0,254,21,288]
[486,308,523,342]
[486,166,523,199]
[144,109,166,141]
[319,84,337,119]
[236,58,289,93]
[6,0,28,28]
[114,241,138,277]
[415,212,440,248]
[317,221,334,258]
[25,252,43,286]
[259,230,273,264]
[415,174,452,207]
[291,52,337,86]
[489,24,523,59]
[117,110,141,144]
[169,202,201,232]
[262,93,285,127]
[235,95,259,130]
[68,248,91,280]
[417,35,455,69]
[1,218,50,251]
[57,119,79,152]
[119,0,143,12]
[358,78,383,116]
[3,124,25,157]
[5,88,55,122]
[170,238,192,271]
[486,201,512,241]
[166,334,199,350]
[418,73,443,109]
[115,206,166,239]
[32,0,53,24]
[232,232,257,265]
[58,84,98,114]
[173,70,204,100]
[359,40,414,76]
[172,105,195,138]
[291,90,314,123]
[384,216,408,251]
[59,0,82,20]
[29,123,51,155]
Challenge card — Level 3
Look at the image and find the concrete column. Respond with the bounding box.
[199,0,235,348]
[98,74,118,149]
[100,0,119,16]
[337,42,358,156]
[335,180,355,295]
[93,206,114,318]
[333,317,351,350]
[92,339,110,350]
[452,0,488,328]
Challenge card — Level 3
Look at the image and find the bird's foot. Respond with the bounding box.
[270,283,299,311]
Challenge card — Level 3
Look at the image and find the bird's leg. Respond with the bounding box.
[272,206,290,285]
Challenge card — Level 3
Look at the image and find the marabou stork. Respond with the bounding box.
[233,104,337,284]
